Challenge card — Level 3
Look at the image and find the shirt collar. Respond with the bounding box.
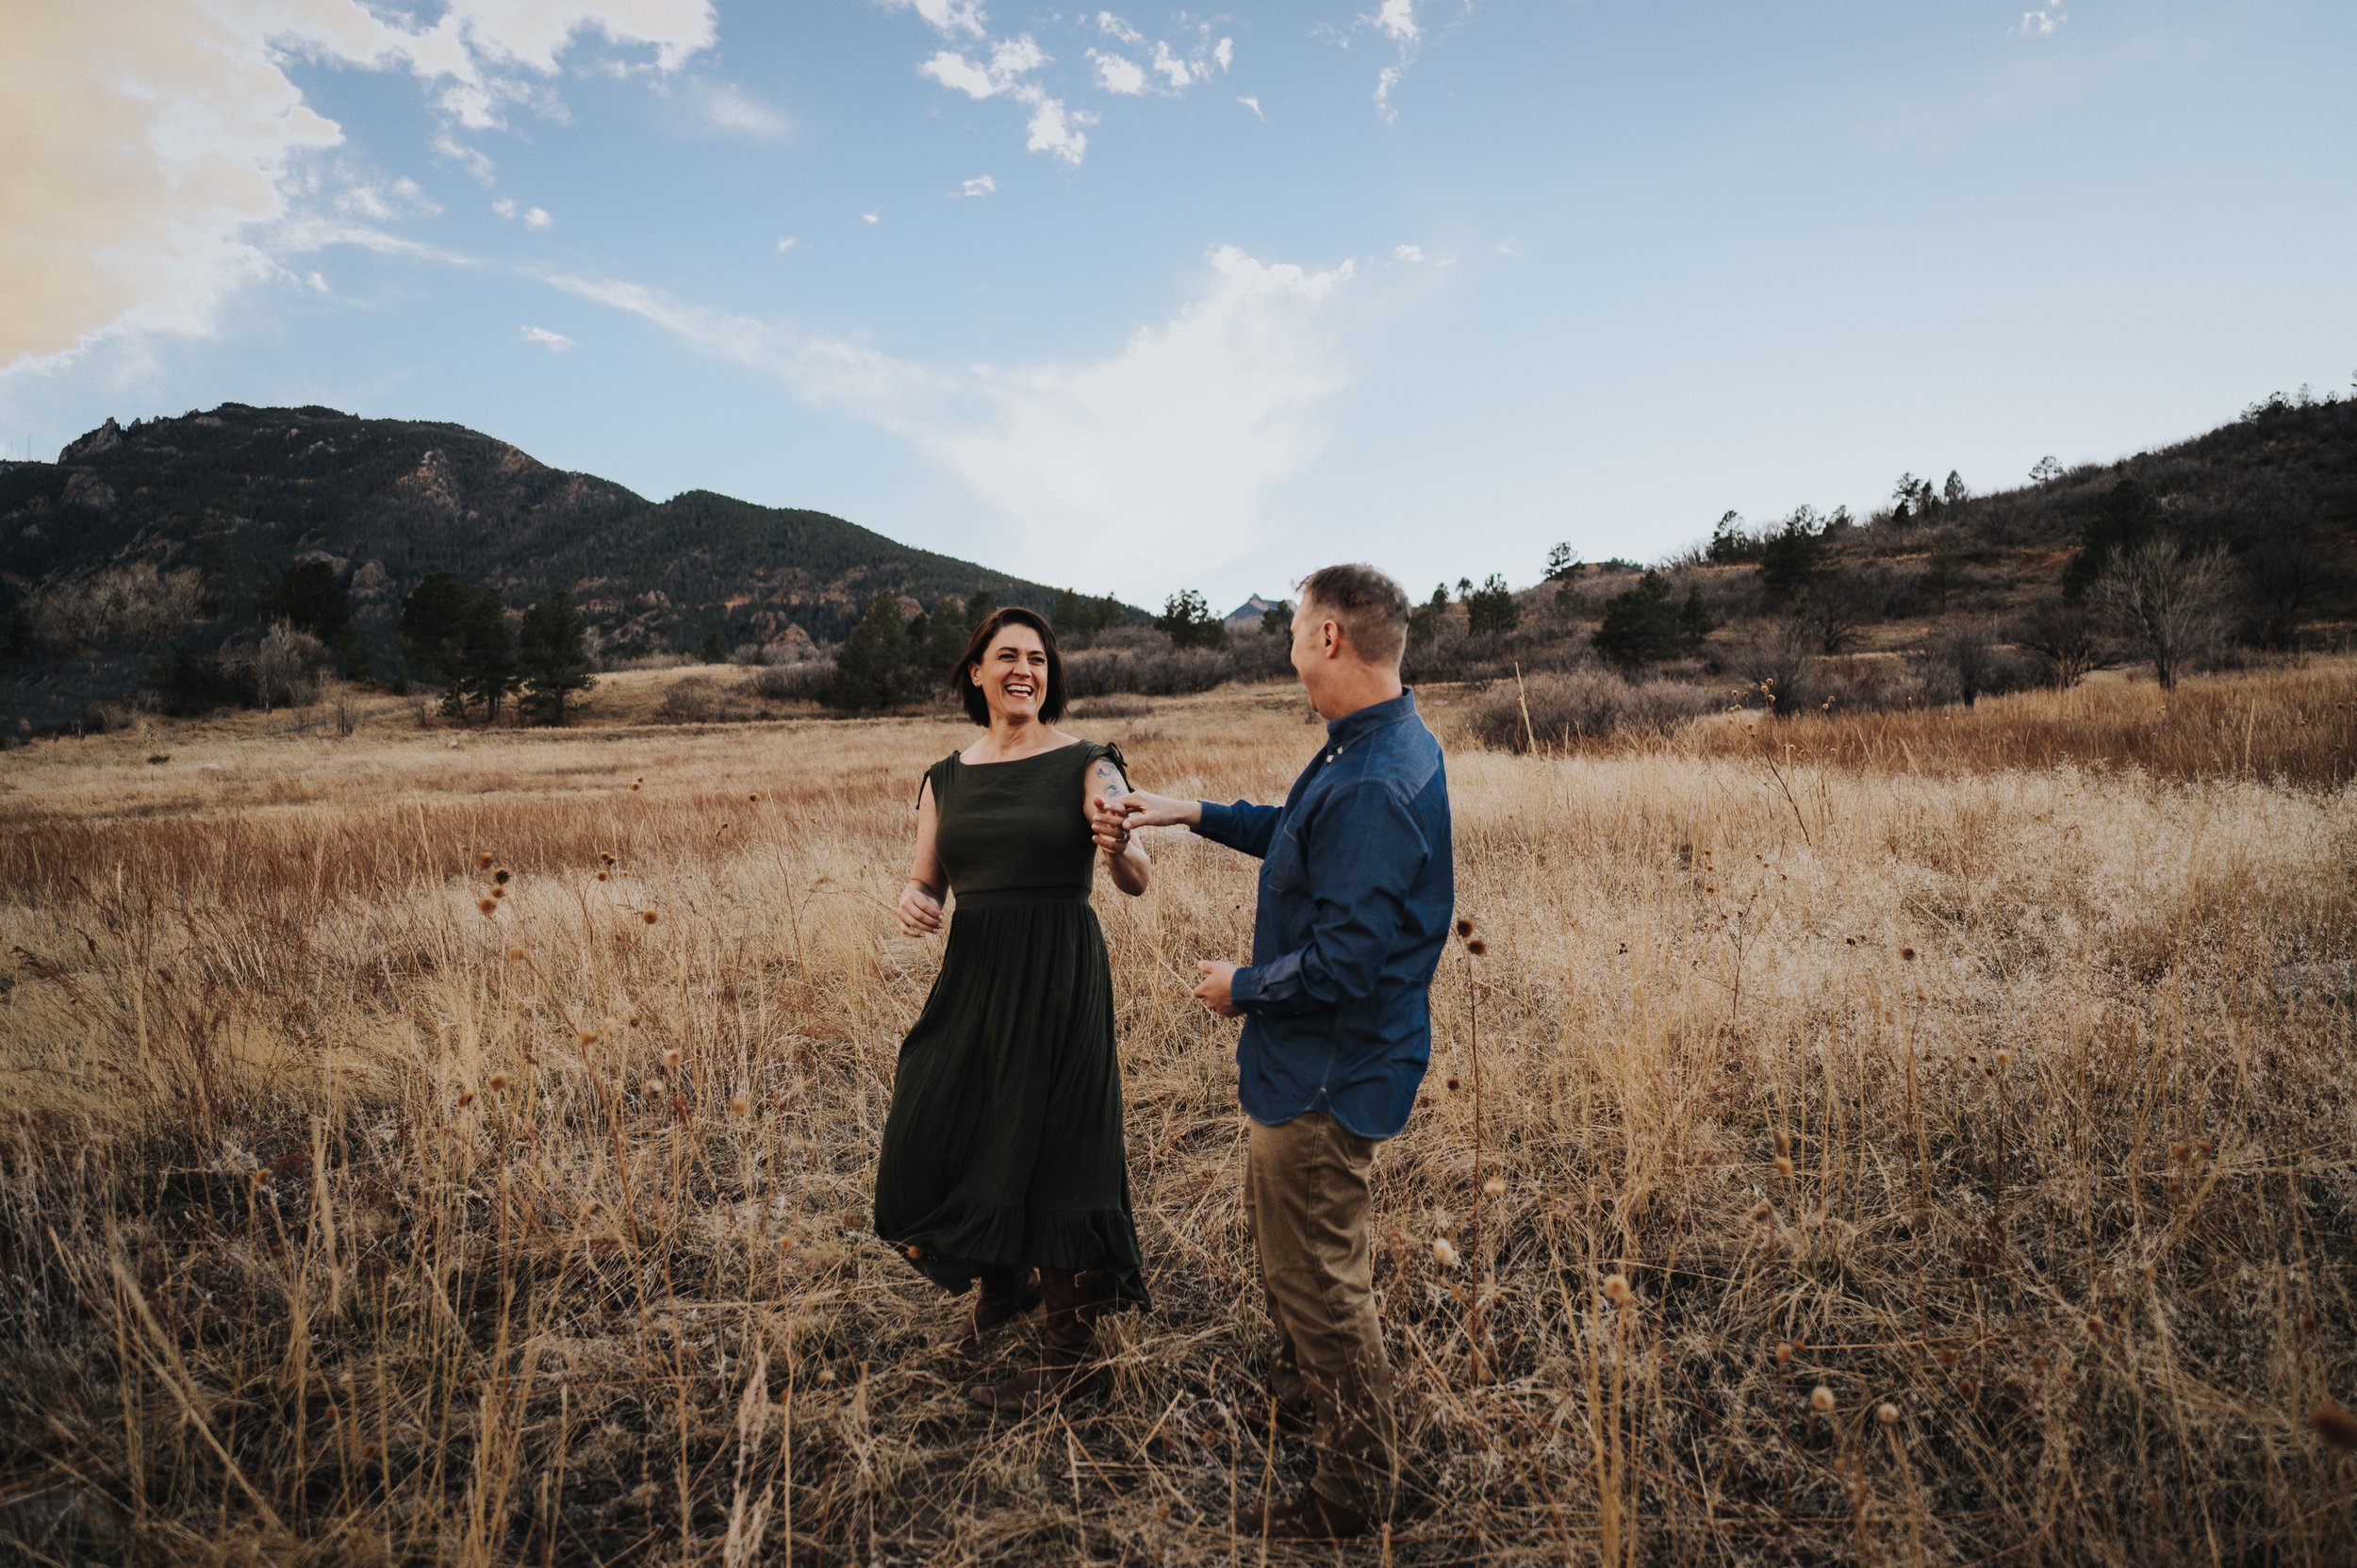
[1324,688,1417,753]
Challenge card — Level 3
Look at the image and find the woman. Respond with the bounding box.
[873,605,1152,1411]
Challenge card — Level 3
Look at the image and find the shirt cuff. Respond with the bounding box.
[1192,800,1232,844]
[1228,964,1265,1009]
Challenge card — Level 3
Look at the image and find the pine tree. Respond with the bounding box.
[1592,570,1685,668]
[456,586,517,723]
[1157,589,1227,650]
[1543,542,1580,581]
[923,597,974,681]
[1464,573,1521,635]
[399,571,475,687]
[517,590,596,725]
[830,593,913,710]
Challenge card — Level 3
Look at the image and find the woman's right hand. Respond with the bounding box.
[897,880,945,937]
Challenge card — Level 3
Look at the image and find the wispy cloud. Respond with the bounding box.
[548,246,1360,592]
[338,176,442,222]
[523,206,553,230]
[955,174,998,198]
[1393,244,1425,263]
[2019,10,2067,35]
[1238,95,1265,120]
[519,324,579,352]
[669,79,793,141]
[776,236,800,252]
[915,34,1093,164]
[878,0,986,41]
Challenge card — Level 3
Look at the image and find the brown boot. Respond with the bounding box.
[947,1266,1041,1357]
[964,1266,1097,1412]
[1233,1487,1376,1542]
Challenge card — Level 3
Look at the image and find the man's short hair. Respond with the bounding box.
[1295,563,1410,666]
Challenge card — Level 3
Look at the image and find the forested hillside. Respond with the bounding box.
[0,403,1096,724]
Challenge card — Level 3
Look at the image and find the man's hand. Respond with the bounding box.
[897,880,945,937]
[1195,960,1243,1017]
[1114,791,1202,830]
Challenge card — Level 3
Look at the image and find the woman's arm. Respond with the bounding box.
[898,776,948,936]
[1085,756,1152,896]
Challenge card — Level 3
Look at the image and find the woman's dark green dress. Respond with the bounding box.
[872,740,1148,1311]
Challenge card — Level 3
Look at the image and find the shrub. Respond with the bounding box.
[1465,668,1717,751]
[746,661,834,702]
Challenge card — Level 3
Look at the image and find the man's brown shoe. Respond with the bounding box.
[1234,1488,1375,1542]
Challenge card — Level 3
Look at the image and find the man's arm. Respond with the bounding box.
[1228,782,1425,1015]
[1114,792,1285,859]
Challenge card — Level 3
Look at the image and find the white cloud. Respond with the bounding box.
[523,206,553,229]
[548,245,1358,594]
[879,0,986,41]
[493,196,519,218]
[1091,51,1148,95]
[776,236,799,252]
[1393,244,1424,263]
[518,324,579,352]
[675,79,793,140]
[1019,91,1092,163]
[1214,38,1234,71]
[1096,11,1143,44]
[1238,94,1264,119]
[2019,10,2066,35]
[863,211,882,224]
[1150,41,1192,90]
[433,132,497,184]
[338,174,442,221]
[956,174,997,198]
[0,0,717,373]
[1371,0,1419,44]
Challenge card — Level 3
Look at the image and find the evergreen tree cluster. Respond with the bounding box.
[398,570,594,724]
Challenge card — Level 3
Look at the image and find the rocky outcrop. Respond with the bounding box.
[58,418,124,463]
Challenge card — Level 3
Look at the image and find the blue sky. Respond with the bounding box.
[5,1,2352,613]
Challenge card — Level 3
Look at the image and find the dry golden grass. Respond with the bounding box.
[2,668,2353,1563]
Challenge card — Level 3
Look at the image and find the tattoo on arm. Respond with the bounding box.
[1093,760,1129,798]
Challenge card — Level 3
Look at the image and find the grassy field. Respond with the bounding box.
[2,663,2354,1564]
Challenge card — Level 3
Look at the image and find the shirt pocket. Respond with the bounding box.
[1261,824,1308,894]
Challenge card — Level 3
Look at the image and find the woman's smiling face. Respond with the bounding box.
[974,623,1049,721]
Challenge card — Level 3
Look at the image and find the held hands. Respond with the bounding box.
[1113,791,1202,831]
[897,880,945,937]
[1195,960,1242,1017]
[1087,794,1132,858]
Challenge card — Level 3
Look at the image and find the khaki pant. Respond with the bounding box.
[1244,1112,1397,1516]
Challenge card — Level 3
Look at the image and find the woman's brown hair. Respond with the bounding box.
[954,606,1068,724]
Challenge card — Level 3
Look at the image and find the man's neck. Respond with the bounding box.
[1316,671,1406,724]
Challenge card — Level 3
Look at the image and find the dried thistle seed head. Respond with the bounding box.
[905,1244,924,1260]
[1455,917,1475,938]
[1810,1385,1836,1413]
[629,782,641,792]
[577,1028,598,1047]
[1603,1273,1634,1308]
[505,946,525,961]
[748,793,760,802]
[644,1078,665,1097]
[600,850,616,864]
[818,1365,836,1383]
[1445,1075,1461,1092]
[1901,947,1918,962]
[456,1090,475,1108]
[492,867,510,884]
[476,851,494,869]
[1876,1403,1900,1428]
[1994,1048,2013,1069]
[1748,1198,1774,1222]
[1430,1237,1460,1269]
[491,884,506,899]
[1773,1156,1795,1178]
[2312,1403,2357,1452]
[729,1094,750,1116]
[1936,1348,1958,1367]
[641,909,659,925]
[662,1047,683,1069]
[1774,1341,1794,1364]
[478,897,499,916]
[1772,1129,1791,1157]
[596,870,609,882]
[777,1233,796,1254]
[486,1072,508,1093]
[1482,1175,1506,1197]
[1464,937,1488,956]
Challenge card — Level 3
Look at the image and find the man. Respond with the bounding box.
[1106,563,1453,1541]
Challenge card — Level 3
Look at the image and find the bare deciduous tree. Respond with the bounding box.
[2089,537,2233,691]
[2014,595,2107,689]
[19,563,206,652]
[1929,619,2000,708]
[1733,619,1818,716]
[229,620,329,714]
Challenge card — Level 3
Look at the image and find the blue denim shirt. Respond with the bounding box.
[1194,689,1454,1139]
